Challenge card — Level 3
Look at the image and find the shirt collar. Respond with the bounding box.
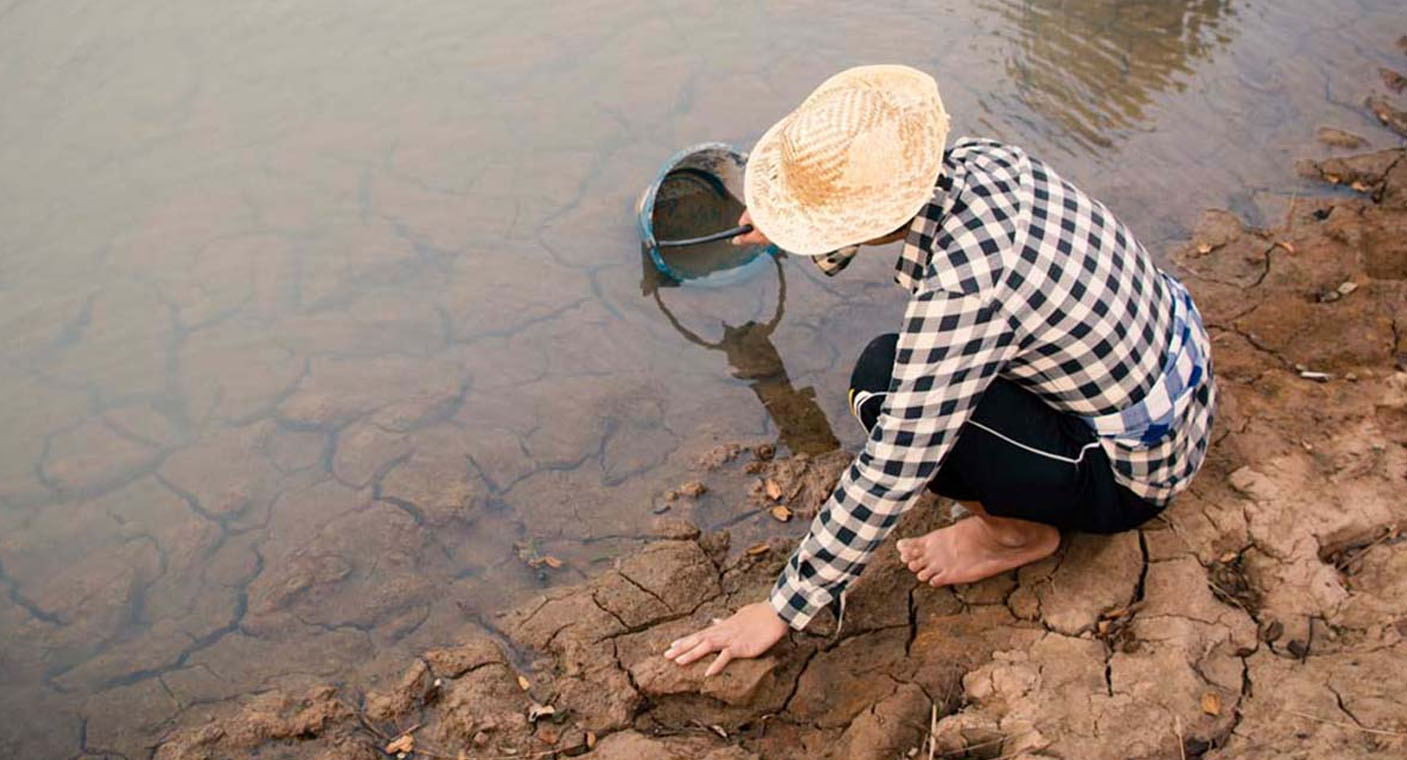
[893,172,952,294]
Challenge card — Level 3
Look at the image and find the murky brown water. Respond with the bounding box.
[1,0,1402,755]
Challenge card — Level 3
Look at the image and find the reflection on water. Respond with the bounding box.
[1,0,1402,755]
[992,0,1233,148]
[648,255,840,455]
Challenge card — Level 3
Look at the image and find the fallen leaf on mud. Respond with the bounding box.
[746,542,770,556]
[1350,181,1370,193]
[541,555,563,569]
[678,480,707,498]
[770,505,792,522]
[1219,551,1238,563]
[528,703,556,722]
[764,479,783,501]
[586,731,597,749]
[1196,243,1212,255]
[1275,241,1296,253]
[1201,692,1222,716]
[1101,606,1128,619]
[517,674,531,691]
[385,733,415,754]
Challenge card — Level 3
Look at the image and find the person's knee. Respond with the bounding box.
[849,333,899,433]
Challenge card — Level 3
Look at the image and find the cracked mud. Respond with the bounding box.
[138,146,1407,760]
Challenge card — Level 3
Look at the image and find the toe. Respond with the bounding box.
[916,565,937,583]
[906,559,925,573]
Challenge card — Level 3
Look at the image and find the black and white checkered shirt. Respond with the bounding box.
[770,138,1215,629]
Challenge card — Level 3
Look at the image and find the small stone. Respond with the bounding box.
[651,503,671,514]
[1298,370,1332,382]
[677,481,707,498]
[743,461,765,474]
[473,731,490,746]
[517,674,531,691]
[770,505,792,522]
[1316,126,1368,149]
[764,479,783,502]
[754,443,776,461]
[1201,692,1222,716]
[650,517,701,541]
[1346,373,1358,382]
[1337,281,1359,296]
[1287,639,1309,658]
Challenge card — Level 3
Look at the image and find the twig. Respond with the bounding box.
[1285,709,1407,737]
[1334,527,1398,572]
[927,702,937,760]
[1174,716,1187,760]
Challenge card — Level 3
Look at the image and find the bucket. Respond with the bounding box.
[636,143,776,286]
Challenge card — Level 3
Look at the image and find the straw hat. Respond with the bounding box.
[744,65,949,256]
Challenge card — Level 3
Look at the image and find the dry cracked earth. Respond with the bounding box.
[131,138,1407,760]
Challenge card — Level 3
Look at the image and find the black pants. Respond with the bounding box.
[850,334,1163,534]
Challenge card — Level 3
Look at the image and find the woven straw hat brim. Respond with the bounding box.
[745,65,949,257]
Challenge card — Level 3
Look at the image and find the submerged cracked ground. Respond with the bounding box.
[2,3,1407,759]
[149,108,1407,760]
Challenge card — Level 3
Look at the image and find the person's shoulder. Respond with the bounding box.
[945,137,1028,179]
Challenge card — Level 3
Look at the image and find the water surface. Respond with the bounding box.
[1,0,1402,755]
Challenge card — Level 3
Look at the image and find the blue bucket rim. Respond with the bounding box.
[637,142,777,286]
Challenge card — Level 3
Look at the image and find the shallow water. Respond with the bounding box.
[0,0,1402,754]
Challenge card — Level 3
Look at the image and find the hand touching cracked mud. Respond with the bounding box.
[663,601,789,676]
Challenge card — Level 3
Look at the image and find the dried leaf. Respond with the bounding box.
[1195,243,1212,255]
[1201,691,1222,716]
[1275,241,1296,254]
[1219,551,1238,564]
[746,542,770,556]
[770,505,792,522]
[1097,620,1111,635]
[384,734,415,754]
[709,724,728,739]
[517,674,531,691]
[1101,607,1128,620]
[1350,181,1370,193]
[528,703,556,722]
[764,479,783,501]
[541,555,563,569]
[586,731,598,749]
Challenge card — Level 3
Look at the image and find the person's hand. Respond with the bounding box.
[731,210,771,248]
[663,601,789,676]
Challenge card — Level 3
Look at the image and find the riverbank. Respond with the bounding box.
[140,135,1407,760]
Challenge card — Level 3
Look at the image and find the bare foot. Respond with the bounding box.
[896,517,1059,587]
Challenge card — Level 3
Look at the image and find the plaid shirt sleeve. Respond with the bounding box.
[768,145,1027,629]
[768,287,1020,627]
